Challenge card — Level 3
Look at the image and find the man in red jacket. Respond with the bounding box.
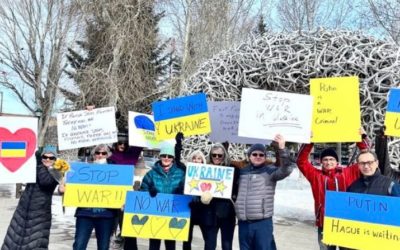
[297,138,369,250]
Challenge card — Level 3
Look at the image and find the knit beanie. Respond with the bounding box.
[320,148,338,161]
[159,144,175,158]
[247,143,266,157]
[41,145,58,157]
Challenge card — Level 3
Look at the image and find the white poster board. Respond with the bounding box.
[208,101,271,144]
[184,162,234,199]
[238,88,313,143]
[128,111,160,149]
[57,107,118,150]
[0,116,37,183]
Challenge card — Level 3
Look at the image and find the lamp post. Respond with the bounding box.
[0,91,3,113]
[35,108,43,149]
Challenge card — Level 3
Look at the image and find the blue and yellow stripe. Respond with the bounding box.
[0,141,27,158]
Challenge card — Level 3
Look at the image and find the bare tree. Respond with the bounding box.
[0,0,80,147]
[368,0,400,44]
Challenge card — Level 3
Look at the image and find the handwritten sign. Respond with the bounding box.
[238,88,313,143]
[63,162,134,208]
[208,101,271,144]
[384,88,400,137]
[57,107,118,150]
[184,162,234,199]
[323,191,400,249]
[128,111,160,149]
[310,76,361,142]
[0,116,37,183]
[152,94,211,140]
[122,191,192,241]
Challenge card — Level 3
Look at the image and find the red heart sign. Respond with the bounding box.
[200,182,212,192]
[0,128,36,172]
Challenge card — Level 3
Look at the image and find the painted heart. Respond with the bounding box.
[150,216,168,237]
[169,218,187,239]
[0,128,36,173]
[131,215,148,235]
[200,182,212,192]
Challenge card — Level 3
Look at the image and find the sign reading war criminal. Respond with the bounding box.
[122,191,192,241]
[184,162,234,199]
[323,191,400,250]
[63,162,134,208]
[384,88,400,137]
[310,76,361,142]
[57,107,118,150]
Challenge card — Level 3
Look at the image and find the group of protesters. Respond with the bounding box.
[1,123,400,250]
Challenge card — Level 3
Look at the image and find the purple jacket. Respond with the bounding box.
[108,146,143,165]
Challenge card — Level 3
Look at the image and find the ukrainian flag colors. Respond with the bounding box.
[323,191,400,250]
[0,142,27,158]
[152,93,211,140]
[384,88,400,136]
[122,191,192,241]
[63,162,134,208]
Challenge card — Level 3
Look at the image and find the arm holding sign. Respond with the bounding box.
[175,132,186,171]
[270,134,295,181]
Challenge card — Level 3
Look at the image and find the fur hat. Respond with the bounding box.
[320,148,338,161]
[247,143,266,157]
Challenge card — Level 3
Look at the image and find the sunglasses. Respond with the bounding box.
[160,154,174,159]
[95,151,108,156]
[251,153,265,158]
[211,153,223,158]
[42,155,56,160]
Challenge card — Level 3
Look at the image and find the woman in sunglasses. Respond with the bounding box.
[2,147,65,250]
[73,144,118,250]
[140,144,185,250]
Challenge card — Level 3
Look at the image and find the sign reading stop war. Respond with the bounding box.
[63,162,134,208]
[323,191,400,250]
[57,107,118,150]
[310,76,361,142]
[384,88,400,137]
[152,93,211,140]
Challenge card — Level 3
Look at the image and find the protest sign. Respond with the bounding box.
[152,93,211,140]
[208,101,271,144]
[323,191,400,249]
[128,111,160,148]
[0,116,37,183]
[184,162,234,199]
[122,191,192,241]
[310,76,361,142]
[238,88,313,143]
[63,162,134,208]
[57,107,118,150]
[384,88,400,137]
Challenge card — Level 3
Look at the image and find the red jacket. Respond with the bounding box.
[296,141,368,228]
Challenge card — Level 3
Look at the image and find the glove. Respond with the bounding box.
[149,186,158,198]
[201,191,213,205]
[175,132,184,145]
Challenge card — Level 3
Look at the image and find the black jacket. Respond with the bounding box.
[347,170,392,195]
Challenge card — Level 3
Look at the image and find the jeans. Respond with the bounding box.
[73,217,114,250]
[201,216,236,250]
[149,239,176,250]
[238,218,276,250]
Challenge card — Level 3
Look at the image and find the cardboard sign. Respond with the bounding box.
[208,101,271,144]
[184,162,234,199]
[57,107,118,150]
[310,76,361,142]
[0,116,37,183]
[323,191,400,250]
[122,191,192,241]
[384,88,400,137]
[63,162,134,208]
[128,111,160,149]
[152,94,211,140]
[238,88,313,143]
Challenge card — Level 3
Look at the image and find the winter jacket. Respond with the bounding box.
[347,170,400,196]
[1,164,59,250]
[140,161,185,194]
[108,146,143,165]
[235,149,294,221]
[296,142,368,228]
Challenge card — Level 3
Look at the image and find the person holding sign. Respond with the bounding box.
[296,132,370,250]
[140,144,185,250]
[235,135,294,250]
[72,144,118,250]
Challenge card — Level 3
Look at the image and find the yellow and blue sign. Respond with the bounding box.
[323,191,400,249]
[152,93,211,140]
[384,88,400,137]
[63,162,134,208]
[0,142,27,158]
[122,191,192,241]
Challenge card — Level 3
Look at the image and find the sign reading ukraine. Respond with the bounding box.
[0,116,37,184]
[323,191,400,250]
[152,93,211,140]
[184,162,234,199]
[122,191,192,241]
[63,162,134,208]
[384,88,400,137]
